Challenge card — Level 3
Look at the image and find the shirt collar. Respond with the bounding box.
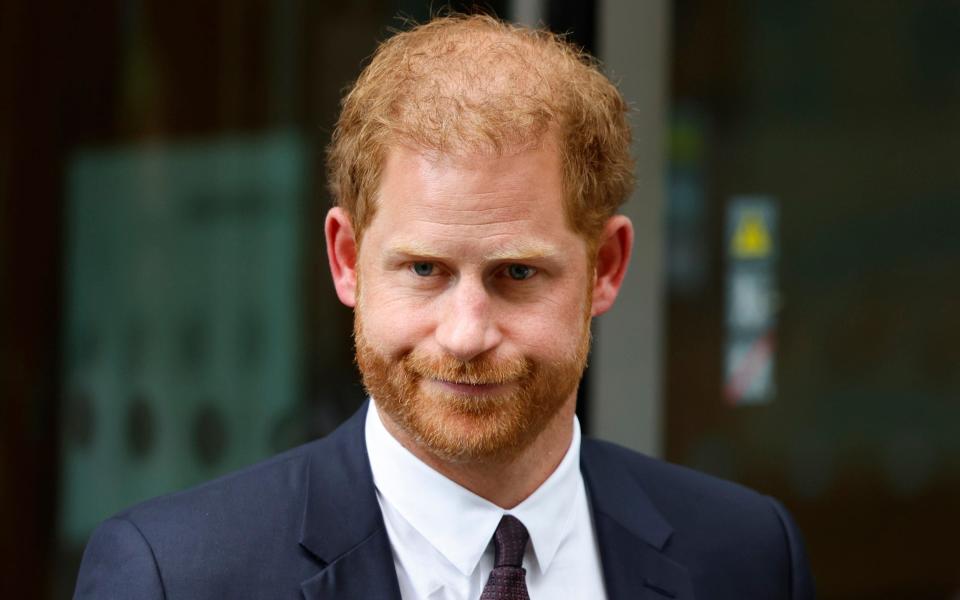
[365,398,583,577]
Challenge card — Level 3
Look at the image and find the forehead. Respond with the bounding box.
[366,144,573,247]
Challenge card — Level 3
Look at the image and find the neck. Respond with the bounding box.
[377,398,577,509]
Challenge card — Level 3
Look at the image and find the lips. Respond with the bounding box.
[405,354,531,386]
[431,379,512,395]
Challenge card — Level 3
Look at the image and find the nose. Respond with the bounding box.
[434,276,502,362]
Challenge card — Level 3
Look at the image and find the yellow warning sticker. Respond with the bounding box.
[731,212,771,258]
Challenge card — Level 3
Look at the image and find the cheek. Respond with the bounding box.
[505,289,588,354]
[358,287,436,355]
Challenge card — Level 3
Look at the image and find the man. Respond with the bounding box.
[75,15,813,599]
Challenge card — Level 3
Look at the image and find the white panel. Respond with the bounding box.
[592,0,670,456]
[508,0,545,27]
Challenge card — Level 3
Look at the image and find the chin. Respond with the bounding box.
[378,383,537,461]
[420,404,540,463]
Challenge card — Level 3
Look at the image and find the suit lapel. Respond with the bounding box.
[298,402,402,600]
[591,511,696,600]
[293,405,695,599]
[581,441,696,600]
[300,527,400,599]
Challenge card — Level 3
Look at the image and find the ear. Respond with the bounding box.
[591,215,634,317]
[325,206,358,307]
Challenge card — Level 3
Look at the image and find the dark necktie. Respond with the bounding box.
[480,515,531,600]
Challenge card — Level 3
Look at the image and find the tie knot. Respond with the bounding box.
[493,515,529,568]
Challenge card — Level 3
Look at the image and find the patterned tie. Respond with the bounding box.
[480,515,531,600]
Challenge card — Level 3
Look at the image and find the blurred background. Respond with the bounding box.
[1,0,958,598]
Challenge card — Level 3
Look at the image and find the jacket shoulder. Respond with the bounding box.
[76,438,331,598]
[583,437,773,517]
[582,438,814,598]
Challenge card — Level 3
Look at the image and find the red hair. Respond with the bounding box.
[327,14,634,245]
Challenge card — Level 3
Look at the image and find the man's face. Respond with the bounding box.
[353,143,593,462]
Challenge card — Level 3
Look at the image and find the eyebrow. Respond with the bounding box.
[387,240,560,262]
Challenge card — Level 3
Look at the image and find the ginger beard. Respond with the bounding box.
[354,290,593,464]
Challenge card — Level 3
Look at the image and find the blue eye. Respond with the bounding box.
[411,262,434,276]
[506,264,535,280]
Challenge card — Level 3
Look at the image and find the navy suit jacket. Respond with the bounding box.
[75,402,814,599]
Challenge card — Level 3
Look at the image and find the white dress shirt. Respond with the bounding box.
[365,399,607,600]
